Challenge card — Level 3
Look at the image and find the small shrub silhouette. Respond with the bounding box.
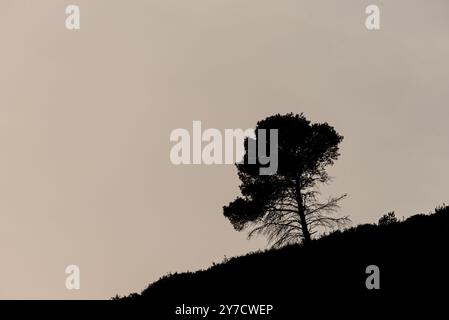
[378,211,398,226]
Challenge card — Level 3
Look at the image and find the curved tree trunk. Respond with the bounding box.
[295,177,311,244]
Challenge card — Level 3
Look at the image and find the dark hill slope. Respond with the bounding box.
[119,206,449,315]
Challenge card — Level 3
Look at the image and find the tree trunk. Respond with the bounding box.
[295,177,311,245]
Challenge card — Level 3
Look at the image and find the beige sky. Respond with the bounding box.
[0,0,448,299]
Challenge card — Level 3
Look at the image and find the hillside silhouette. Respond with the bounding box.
[116,205,449,316]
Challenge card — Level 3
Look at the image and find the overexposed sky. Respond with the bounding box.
[0,0,448,299]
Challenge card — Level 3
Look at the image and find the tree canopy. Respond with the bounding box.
[223,113,349,247]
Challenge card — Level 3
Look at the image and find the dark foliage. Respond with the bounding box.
[378,211,398,225]
[223,113,349,247]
